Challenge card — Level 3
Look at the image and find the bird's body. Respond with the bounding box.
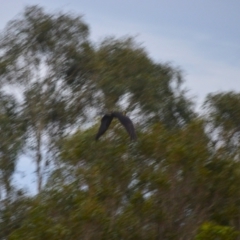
[95,112,136,141]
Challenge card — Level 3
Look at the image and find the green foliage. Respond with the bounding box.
[205,91,240,161]
[195,222,239,240]
[0,191,31,239]
[12,120,239,239]
[5,118,239,239]
[95,37,195,127]
[205,91,240,132]
[0,5,95,192]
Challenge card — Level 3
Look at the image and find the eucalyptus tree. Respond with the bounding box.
[204,91,240,158]
[95,37,195,128]
[0,5,196,193]
[0,92,25,198]
[8,118,240,239]
[0,5,95,192]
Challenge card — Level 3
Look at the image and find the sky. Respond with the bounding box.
[0,0,239,193]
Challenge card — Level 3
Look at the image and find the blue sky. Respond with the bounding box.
[1,0,239,192]
[1,0,239,105]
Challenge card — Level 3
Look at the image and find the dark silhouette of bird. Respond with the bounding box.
[95,112,137,141]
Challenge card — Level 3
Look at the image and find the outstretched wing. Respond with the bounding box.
[95,115,113,140]
[113,112,137,140]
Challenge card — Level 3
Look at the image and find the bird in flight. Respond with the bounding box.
[95,112,137,141]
